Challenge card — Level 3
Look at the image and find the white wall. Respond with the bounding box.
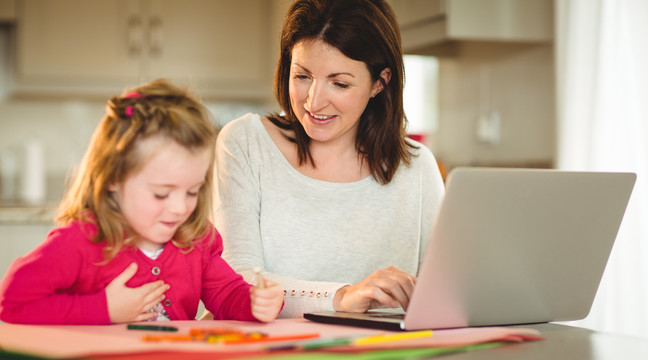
[0,99,273,204]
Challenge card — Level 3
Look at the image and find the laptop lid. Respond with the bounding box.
[304,168,636,331]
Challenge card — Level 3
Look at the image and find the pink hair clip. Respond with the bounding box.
[124,92,142,98]
[124,92,145,117]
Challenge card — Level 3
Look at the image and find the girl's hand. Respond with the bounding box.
[105,262,170,323]
[332,266,416,313]
[250,278,284,322]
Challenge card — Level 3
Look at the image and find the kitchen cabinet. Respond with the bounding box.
[389,0,553,56]
[0,0,16,22]
[14,0,273,100]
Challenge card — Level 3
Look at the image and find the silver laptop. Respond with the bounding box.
[304,167,636,330]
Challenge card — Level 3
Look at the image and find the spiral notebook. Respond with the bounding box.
[304,168,636,330]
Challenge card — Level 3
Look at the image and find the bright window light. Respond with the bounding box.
[403,55,439,136]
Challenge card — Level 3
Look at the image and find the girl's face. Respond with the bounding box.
[289,39,383,147]
[109,137,211,251]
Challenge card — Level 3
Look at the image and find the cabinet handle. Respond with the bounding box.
[149,16,164,57]
[128,15,144,57]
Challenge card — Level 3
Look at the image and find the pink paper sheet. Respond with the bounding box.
[0,319,541,359]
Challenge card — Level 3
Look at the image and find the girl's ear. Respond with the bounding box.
[371,68,392,97]
[107,183,119,192]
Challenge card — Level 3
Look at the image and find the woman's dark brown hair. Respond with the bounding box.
[270,0,414,185]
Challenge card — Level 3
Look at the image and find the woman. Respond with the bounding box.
[212,0,444,318]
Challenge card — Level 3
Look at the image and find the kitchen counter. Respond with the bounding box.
[0,205,57,275]
[0,205,57,225]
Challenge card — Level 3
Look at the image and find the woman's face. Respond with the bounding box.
[289,39,382,147]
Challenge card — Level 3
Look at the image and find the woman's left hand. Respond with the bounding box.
[332,266,416,313]
[250,279,284,322]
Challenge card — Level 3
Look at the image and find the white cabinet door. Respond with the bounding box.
[146,0,273,99]
[389,0,553,55]
[16,0,141,94]
[446,0,553,42]
[389,0,444,27]
[15,0,274,100]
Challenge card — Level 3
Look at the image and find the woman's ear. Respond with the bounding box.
[371,68,392,97]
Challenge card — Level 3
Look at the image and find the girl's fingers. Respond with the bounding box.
[134,311,158,322]
[251,289,279,300]
[251,294,281,307]
[250,282,283,322]
[142,283,170,304]
[251,282,283,299]
[140,281,168,295]
[143,295,165,313]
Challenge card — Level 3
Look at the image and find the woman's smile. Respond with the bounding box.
[307,111,337,125]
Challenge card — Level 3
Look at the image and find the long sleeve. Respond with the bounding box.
[214,114,445,318]
[199,227,257,321]
[0,226,111,325]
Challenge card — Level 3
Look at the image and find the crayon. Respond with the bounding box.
[224,332,319,344]
[142,334,194,342]
[127,324,178,332]
[353,330,433,346]
[269,330,433,351]
[254,266,265,289]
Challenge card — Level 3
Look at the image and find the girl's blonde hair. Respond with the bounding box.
[57,79,217,261]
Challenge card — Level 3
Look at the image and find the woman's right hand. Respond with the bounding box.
[105,262,170,323]
[332,266,416,313]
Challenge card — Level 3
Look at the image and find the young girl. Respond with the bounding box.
[0,79,284,325]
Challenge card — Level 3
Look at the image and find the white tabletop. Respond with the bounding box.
[441,323,648,359]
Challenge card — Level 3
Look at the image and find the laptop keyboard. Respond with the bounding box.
[367,312,405,320]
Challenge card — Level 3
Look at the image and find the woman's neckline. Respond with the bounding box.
[252,114,373,186]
